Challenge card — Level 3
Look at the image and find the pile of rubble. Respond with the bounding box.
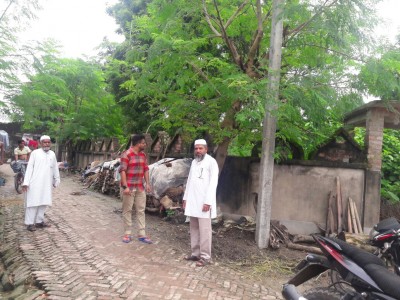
[81,158,192,218]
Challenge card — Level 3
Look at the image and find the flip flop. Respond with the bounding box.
[122,235,132,243]
[184,255,200,261]
[36,222,51,228]
[138,237,153,244]
[196,259,210,267]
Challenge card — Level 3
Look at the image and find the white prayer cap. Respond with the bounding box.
[40,135,51,141]
[194,139,207,146]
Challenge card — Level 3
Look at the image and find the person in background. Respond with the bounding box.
[14,140,31,161]
[119,134,152,244]
[183,139,219,267]
[0,140,4,165]
[28,137,38,150]
[22,135,60,231]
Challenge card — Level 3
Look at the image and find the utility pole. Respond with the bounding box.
[255,0,284,248]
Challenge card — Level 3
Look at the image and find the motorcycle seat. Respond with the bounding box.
[332,237,400,298]
[331,237,385,268]
[374,217,400,232]
[364,263,400,299]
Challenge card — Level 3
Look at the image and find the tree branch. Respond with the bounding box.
[212,0,244,70]
[202,0,221,37]
[188,61,221,97]
[224,0,250,30]
[284,0,340,43]
[245,0,264,78]
[0,0,14,24]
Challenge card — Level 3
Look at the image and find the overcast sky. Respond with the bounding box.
[19,0,400,59]
[19,0,124,58]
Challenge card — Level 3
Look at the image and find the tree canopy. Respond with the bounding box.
[106,0,383,167]
[6,54,124,142]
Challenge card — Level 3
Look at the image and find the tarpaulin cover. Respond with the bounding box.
[148,158,192,199]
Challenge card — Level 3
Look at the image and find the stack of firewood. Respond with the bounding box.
[325,176,363,236]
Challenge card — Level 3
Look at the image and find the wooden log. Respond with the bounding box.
[353,199,363,233]
[287,242,323,254]
[292,235,315,244]
[349,198,359,234]
[347,203,353,233]
[344,233,375,253]
[326,192,335,236]
[336,177,343,233]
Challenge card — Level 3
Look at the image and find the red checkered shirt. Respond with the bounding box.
[119,147,149,191]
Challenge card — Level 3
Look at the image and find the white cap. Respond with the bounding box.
[194,139,207,146]
[40,135,51,141]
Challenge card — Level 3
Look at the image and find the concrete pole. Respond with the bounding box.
[255,0,284,248]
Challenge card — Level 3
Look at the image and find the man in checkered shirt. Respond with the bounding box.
[119,134,153,244]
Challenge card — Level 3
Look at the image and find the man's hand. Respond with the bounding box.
[145,184,151,193]
[182,200,186,209]
[22,185,28,193]
[122,187,131,195]
[202,204,211,212]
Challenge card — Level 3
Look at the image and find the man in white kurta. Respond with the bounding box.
[183,139,219,266]
[22,135,60,231]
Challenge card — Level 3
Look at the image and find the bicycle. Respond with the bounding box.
[12,161,28,194]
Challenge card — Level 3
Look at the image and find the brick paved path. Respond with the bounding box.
[1,165,283,300]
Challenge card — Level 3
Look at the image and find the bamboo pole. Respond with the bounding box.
[347,202,353,233]
[349,198,358,234]
[336,177,343,233]
[352,199,363,233]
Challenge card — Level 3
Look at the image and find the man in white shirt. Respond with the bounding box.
[183,139,219,267]
[22,135,60,231]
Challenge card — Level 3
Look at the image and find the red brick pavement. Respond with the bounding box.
[1,167,283,300]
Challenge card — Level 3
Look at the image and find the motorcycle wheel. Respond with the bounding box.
[14,173,23,194]
[303,287,342,300]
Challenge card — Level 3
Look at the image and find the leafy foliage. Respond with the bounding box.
[355,127,400,204]
[359,43,400,100]
[6,55,123,142]
[0,0,41,95]
[105,0,382,162]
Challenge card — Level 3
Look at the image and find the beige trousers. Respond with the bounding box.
[190,217,212,261]
[121,188,146,236]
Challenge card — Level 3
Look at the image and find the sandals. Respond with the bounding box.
[122,235,132,243]
[27,225,36,232]
[184,255,200,261]
[36,222,51,228]
[138,237,153,244]
[195,258,210,267]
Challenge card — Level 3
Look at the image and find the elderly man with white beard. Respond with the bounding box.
[183,139,219,267]
[22,135,60,232]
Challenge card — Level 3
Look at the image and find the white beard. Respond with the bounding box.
[195,154,205,162]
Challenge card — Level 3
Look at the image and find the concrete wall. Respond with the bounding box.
[218,158,367,235]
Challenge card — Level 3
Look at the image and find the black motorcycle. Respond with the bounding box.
[282,235,400,300]
[369,217,400,276]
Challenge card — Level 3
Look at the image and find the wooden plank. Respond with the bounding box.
[352,199,363,233]
[347,202,353,233]
[336,177,343,233]
[349,198,358,234]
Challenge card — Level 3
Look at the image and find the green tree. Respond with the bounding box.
[106,0,382,169]
[359,40,400,100]
[0,0,41,95]
[7,54,123,143]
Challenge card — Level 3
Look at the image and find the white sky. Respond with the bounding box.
[375,0,400,43]
[18,0,400,59]
[19,0,124,58]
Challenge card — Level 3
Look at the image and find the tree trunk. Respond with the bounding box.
[213,100,241,173]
